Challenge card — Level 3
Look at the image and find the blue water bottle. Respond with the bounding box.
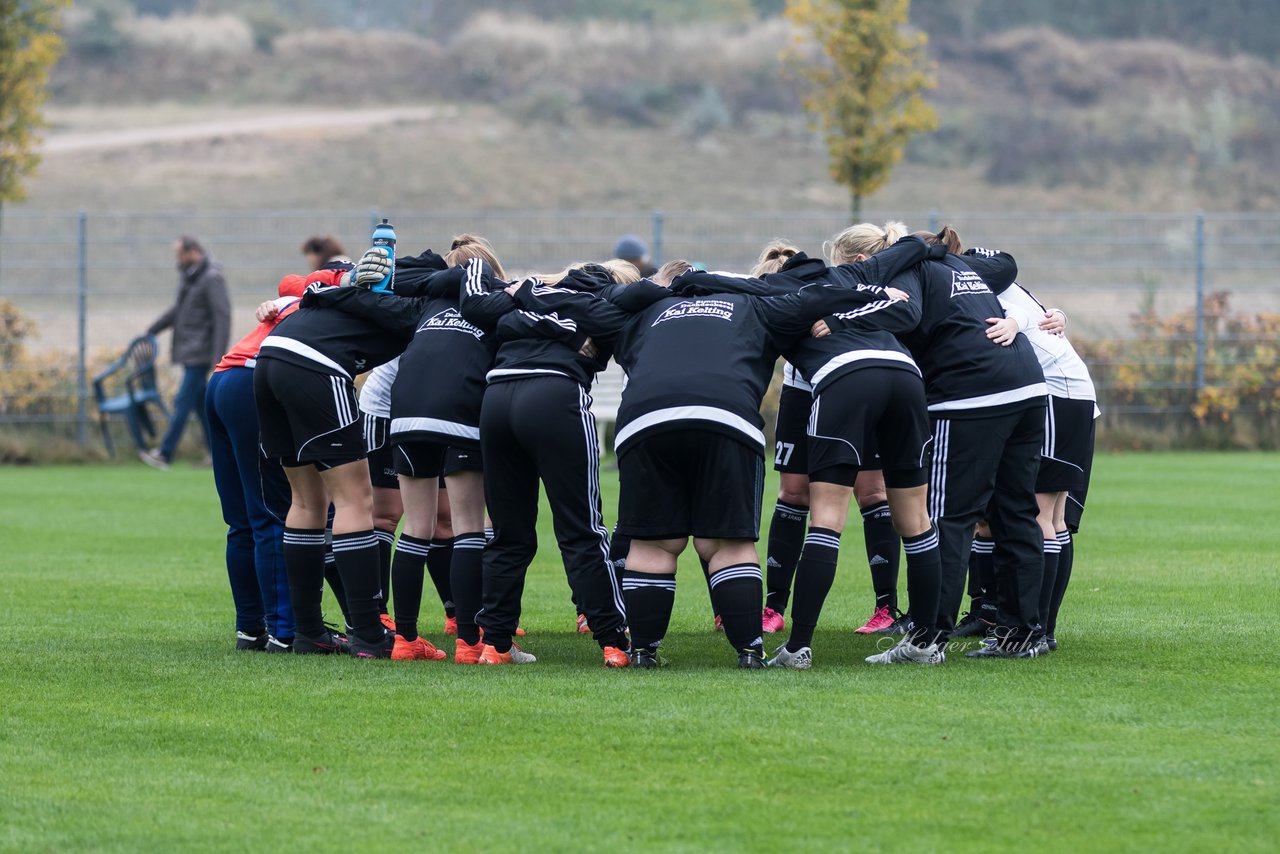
[370,218,396,293]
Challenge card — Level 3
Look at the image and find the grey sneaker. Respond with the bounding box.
[964,635,1048,659]
[138,449,170,470]
[865,637,946,665]
[766,645,812,670]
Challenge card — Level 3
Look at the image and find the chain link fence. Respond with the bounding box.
[1,209,1277,447]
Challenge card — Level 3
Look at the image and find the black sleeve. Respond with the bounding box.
[511,280,646,338]
[423,267,465,299]
[670,270,781,297]
[833,235,933,285]
[495,310,589,351]
[824,268,924,334]
[458,259,518,333]
[961,248,1019,295]
[753,284,897,336]
[606,280,671,313]
[299,285,426,334]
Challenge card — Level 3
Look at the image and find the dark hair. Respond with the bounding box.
[300,234,346,260]
[177,234,204,254]
[914,225,964,254]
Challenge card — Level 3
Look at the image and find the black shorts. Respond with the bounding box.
[807,368,930,489]
[773,385,811,475]
[1064,409,1097,533]
[362,413,399,489]
[1037,397,1096,495]
[254,358,365,469]
[617,429,764,541]
[393,441,484,479]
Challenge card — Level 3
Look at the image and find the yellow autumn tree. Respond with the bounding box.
[787,0,936,219]
[0,0,67,263]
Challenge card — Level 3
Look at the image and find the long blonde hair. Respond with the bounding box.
[444,234,507,280]
[654,259,692,285]
[538,259,641,286]
[750,241,800,277]
[825,221,909,265]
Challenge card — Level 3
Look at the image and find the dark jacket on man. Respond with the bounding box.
[148,255,232,367]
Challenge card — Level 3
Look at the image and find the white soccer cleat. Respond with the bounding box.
[865,637,946,665]
[766,645,812,670]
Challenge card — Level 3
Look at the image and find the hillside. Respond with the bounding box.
[28,10,1280,214]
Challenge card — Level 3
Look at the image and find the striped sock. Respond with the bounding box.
[391,533,431,641]
[786,528,840,652]
[861,502,901,610]
[1038,535,1063,632]
[374,528,396,616]
[708,563,764,657]
[903,525,941,646]
[765,501,808,614]
[282,527,327,637]
[484,527,495,544]
[426,537,455,617]
[331,529,386,643]
[1048,530,1073,635]
[622,571,676,652]
[450,532,486,646]
[970,535,997,622]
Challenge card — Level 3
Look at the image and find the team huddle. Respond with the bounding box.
[208,219,1097,669]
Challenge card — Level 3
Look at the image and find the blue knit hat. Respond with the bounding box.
[612,234,649,262]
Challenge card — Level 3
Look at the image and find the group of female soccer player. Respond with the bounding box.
[208,219,1097,669]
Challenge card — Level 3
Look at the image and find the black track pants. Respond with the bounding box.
[929,403,1046,641]
[477,377,626,649]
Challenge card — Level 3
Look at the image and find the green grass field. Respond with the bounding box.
[1,454,1277,852]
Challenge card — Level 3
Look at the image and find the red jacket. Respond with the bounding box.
[214,267,347,372]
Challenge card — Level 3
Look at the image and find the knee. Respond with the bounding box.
[891,511,931,539]
[808,505,847,534]
[777,475,810,507]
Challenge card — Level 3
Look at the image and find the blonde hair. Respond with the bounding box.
[444,234,507,280]
[654,259,692,286]
[538,259,641,286]
[750,241,800,277]
[826,221,909,265]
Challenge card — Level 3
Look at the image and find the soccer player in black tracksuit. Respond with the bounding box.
[253,247,432,658]
[824,240,1050,658]
[388,258,587,664]
[522,263,917,667]
[459,262,642,667]
[670,233,947,667]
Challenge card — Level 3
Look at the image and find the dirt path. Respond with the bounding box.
[41,105,451,154]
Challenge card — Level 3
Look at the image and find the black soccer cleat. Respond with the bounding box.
[1045,635,1058,652]
[236,630,269,651]
[887,609,915,635]
[951,611,993,638]
[349,632,395,659]
[265,635,293,654]
[629,648,669,669]
[964,635,1049,659]
[737,649,767,669]
[292,629,351,655]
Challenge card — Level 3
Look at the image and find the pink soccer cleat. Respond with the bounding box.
[854,606,896,634]
[762,607,786,633]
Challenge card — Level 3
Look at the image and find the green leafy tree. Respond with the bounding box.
[788,0,936,219]
[0,0,67,280]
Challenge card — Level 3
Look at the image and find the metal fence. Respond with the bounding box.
[1,208,1277,444]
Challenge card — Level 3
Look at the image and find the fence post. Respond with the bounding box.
[928,209,939,233]
[1193,210,1206,394]
[76,210,88,447]
[651,209,665,267]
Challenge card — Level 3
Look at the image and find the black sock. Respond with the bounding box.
[701,557,716,618]
[282,528,327,637]
[451,532,485,646]
[1038,537,1061,633]
[621,570,676,652]
[374,527,396,616]
[970,535,996,622]
[765,501,808,614]
[1048,531,1073,635]
[861,501,901,610]
[323,551,352,626]
[708,563,763,656]
[331,530,387,644]
[426,537,455,617]
[903,525,942,646]
[786,528,840,652]
[390,533,430,642]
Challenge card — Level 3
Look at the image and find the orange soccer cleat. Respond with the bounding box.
[444,615,458,636]
[454,638,485,664]
[478,643,537,665]
[391,634,446,661]
[576,614,591,634]
[380,613,397,633]
[602,646,631,668]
